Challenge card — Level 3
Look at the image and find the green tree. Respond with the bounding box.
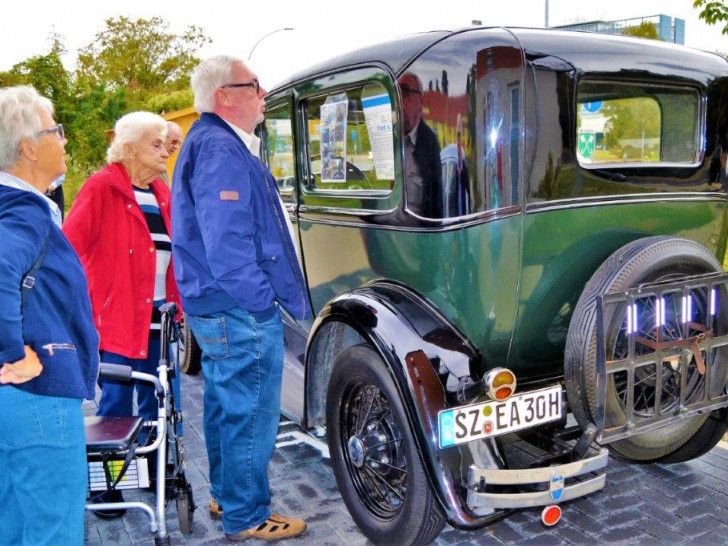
[76,16,209,95]
[694,0,728,34]
[0,35,70,107]
[621,21,661,40]
[603,98,661,158]
[0,17,209,210]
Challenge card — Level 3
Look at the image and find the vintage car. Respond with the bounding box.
[181,27,728,543]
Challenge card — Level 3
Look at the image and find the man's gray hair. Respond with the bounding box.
[191,55,241,114]
[0,85,54,170]
[106,111,167,164]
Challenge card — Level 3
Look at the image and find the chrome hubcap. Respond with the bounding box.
[347,436,365,468]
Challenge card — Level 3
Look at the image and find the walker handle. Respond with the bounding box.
[98,363,133,382]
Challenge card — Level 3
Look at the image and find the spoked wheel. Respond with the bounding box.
[566,236,728,462]
[327,345,445,544]
[176,480,195,535]
[342,383,407,519]
[609,286,705,419]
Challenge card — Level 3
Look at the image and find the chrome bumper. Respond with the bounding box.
[466,448,609,510]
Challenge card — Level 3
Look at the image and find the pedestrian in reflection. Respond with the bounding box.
[398,72,443,218]
[171,55,310,542]
[450,113,471,216]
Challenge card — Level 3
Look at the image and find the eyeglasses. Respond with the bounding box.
[35,124,65,140]
[400,84,422,96]
[221,80,260,94]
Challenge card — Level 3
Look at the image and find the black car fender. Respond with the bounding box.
[304,279,510,528]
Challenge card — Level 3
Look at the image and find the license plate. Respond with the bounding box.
[438,385,562,448]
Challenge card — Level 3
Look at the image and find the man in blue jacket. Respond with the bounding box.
[171,55,310,542]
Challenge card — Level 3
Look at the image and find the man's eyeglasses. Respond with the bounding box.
[221,80,260,94]
[35,124,65,140]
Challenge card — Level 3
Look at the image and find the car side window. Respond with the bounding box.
[303,84,394,196]
[262,104,296,202]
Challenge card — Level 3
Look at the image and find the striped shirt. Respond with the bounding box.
[134,186,171,336]
[0,171,62,227]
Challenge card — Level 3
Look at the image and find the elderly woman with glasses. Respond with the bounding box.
[63,111,182,514]
[0,85,99,544]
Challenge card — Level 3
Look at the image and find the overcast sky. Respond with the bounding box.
[4,0,728,90]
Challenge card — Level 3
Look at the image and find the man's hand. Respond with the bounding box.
[0,346,43,384]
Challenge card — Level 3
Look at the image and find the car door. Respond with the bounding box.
[260,95,310,422]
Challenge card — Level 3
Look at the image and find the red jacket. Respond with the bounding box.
[63,163,181,359]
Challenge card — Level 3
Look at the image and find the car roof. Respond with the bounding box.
[512,28,728,84]
[272,30,453,90]
[271,27,728,94]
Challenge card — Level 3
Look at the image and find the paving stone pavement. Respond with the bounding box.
[84,371,728,545]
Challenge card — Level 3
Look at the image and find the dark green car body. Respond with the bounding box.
[259,27,728,533]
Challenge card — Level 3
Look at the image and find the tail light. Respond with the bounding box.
[482,368,517,401]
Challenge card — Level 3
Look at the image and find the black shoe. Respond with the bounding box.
[91,489,127,519]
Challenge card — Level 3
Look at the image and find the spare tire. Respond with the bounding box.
[565,236,727,462]
[179,314,202,375]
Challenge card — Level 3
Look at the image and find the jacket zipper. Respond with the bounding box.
[43,343,77,356]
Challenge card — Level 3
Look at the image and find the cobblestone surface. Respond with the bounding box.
[85,371,728,545]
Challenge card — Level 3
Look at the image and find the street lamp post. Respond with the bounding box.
[248,27,294,61]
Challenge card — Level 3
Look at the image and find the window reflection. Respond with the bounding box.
[404,35,524,218]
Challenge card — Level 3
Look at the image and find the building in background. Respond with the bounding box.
[554,14,685,44]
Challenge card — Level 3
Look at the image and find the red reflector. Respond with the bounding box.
[495,386,512,400]
[541,505,561,527]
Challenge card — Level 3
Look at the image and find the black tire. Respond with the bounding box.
[657,409,728,464]
[176,483,194,535]
[326,345,445,545]
[565,236,727,462]
[179,314,202,375]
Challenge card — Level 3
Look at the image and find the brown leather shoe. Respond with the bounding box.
[209,497,223,520]
[225,514,307,541]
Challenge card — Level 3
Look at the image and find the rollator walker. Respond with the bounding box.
[84,302,195,544]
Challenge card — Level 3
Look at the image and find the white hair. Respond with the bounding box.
[191,55,241,114]
[0,85,54,170]
[106,111,168,164]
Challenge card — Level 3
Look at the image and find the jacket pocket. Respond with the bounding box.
[187,315,229,360]
[258,242,283,265]
[0,387,43,448]
[42,343,77,356]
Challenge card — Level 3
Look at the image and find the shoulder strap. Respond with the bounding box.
[21,228,50,304]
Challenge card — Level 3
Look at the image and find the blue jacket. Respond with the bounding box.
[171,113,310,321]
[0,186,99,400]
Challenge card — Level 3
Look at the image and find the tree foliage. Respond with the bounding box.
[621,21,660,40]
[0,17,209,210]
[77,16,209,93]
[694,0,728,34]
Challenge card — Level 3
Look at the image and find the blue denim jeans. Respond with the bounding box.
[188,306,283,535]
[98,336,161,420]
[0,388,86,545]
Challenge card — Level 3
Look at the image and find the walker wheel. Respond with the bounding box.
[177,485,194,534]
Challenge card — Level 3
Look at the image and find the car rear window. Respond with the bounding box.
[576,81,701,167]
